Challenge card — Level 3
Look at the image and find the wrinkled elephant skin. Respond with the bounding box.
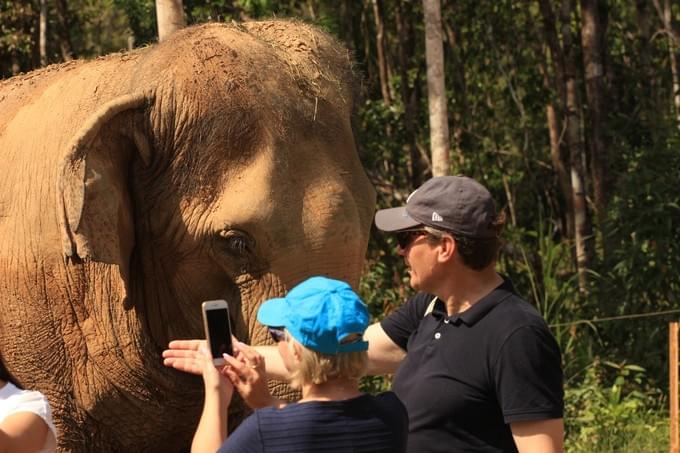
[0,21,375,452]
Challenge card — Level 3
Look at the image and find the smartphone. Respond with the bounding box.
[201,300,233,366]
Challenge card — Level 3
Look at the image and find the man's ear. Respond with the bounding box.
[437,234,457,263]
[56,93,153,303]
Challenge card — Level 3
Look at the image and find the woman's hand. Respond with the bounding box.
[163,337,285,409]
[222,340,282,409]
[197,345,234,406]
[162,339,204,375]
[163,340,235,405]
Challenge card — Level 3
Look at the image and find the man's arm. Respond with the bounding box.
[163,322,407,379]
[510,418,564,453]
[364,322,406,375]
[253,322,405,377]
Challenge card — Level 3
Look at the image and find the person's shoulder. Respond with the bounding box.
[373,390,403,404]
[491,281,548,327]
[371,392,408,415]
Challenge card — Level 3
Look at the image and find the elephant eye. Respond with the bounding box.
[227,236,247,253]
[217,229,254,256]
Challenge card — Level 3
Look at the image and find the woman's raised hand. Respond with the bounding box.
[221,340,283,410]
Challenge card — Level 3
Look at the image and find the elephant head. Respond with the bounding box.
[0,21,374,452]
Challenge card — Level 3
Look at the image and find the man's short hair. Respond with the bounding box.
[287,333,368,388]
[425,211,506,271]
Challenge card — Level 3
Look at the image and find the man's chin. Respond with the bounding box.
[408,274,419,290]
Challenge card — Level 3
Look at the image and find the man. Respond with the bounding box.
[363,175,564,452]
[164,175,563,453]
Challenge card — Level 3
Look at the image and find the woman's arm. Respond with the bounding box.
[190,347,234,453]
[0,412,49,453]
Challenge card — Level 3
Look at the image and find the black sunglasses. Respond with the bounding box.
[268,327,286,343]
[395,229,428,249]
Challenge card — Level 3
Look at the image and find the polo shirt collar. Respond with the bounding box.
[444,278,516,325]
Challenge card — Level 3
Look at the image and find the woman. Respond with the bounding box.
[164,276,408,453]
[0,358,57,453]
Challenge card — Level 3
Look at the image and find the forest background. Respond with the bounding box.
[1,0,679,451]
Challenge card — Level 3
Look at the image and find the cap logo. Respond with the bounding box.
[432,212,443,222]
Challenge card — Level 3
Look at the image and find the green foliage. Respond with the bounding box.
[0,1,33,54]
[590,130,680,382]
[75,0,134,56]
[114,0,155,46]
[0,1,35,74]
[565,359,668,452]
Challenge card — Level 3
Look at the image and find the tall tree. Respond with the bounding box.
[340,0,355,52]
[156,0,185,42]
[580,0,609,241]
[652,0,680,128]
[371,0,392,106]
[39,0,47,66]
[423,0,450,176]
[561,0,592,293]
[395,0,425,187]
[54,0,75,60]
[539,0,592,293]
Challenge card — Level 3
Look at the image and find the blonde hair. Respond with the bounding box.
[286,333,368,388]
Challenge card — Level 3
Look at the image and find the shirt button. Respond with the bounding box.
[434,332,441,339]
[444,319,450,324]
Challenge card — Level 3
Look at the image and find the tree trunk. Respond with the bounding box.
[537,0,574,238]
[652,0,680,128]
[423,0,450,176]
[39,0,47,67]
[361,3,374,87]
[635,0,654,102]
[54,0,75,61]
[566,76,591,294]
[371,0,392,105]
[11,52,21,75]
[395,0,425,187]
[341,0,355,51]
[580,0,609,241]
[156,0,186,42]
[544,72,574,238]
[561,0,592,294]
[443,11,466,167]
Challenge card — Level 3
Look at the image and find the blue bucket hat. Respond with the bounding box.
[256,276,369,355]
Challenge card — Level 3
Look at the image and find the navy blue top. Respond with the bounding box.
[217,392,408,453]
[381,279,563,453]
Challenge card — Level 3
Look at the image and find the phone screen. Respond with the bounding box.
[206,308,233,358]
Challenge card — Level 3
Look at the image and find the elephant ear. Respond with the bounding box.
[57,93,153,301]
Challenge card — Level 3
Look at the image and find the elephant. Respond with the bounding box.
[0,20,375,452]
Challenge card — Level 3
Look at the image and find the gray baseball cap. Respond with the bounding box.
[374,176,498,238]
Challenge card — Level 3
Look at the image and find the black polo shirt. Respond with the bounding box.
[381,279,563,453]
